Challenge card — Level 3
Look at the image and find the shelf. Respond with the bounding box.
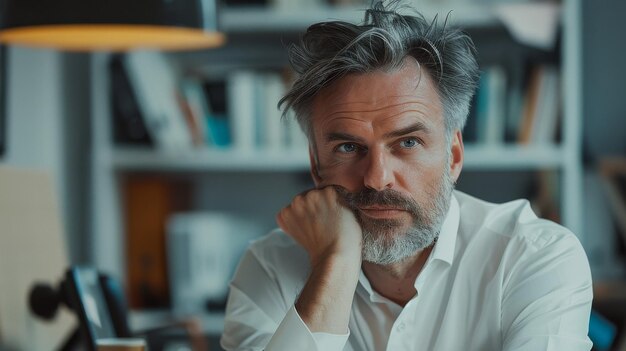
[111,144,565,172]
[220,3,500,33]
[463,144,565,170]
[112,147,311,172]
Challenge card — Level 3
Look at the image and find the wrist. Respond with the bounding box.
[311,247,362,274]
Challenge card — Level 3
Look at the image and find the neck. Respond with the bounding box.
[362,245,433,306]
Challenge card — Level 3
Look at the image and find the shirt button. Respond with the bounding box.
[397,322,406,332]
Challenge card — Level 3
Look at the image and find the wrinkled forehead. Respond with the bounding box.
[310,58,444,132]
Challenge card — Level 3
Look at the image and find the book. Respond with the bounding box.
[473,66,507,145]
[261,73,287,152]
[505,62,525,143]
[227,71,257,153]
[474,70,490,144]
[518,65,560,145]
[109,55,153,146]
[124,176,190,308]
[484,66,507,145]
[124,50,193,151]
[518,66,543,144]
[530,66,560,144]
[177,93,205,147]
[203,80,231,148]
[180,78,210,146]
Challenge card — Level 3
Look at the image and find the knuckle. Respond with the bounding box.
[292,194,304,206]
[321,187,337,204]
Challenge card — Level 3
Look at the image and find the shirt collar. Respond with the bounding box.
[357,193,460,299]
[430,192,460,266]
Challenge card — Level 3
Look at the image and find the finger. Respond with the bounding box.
[323,184,351,208]
[295,187,317,199]
[331,183,349,193]
[276,208,290,234]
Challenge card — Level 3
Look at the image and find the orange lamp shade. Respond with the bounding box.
[0,0,226,52]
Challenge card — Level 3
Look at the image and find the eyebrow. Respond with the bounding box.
[324,122,430,144]
[325,132,366,144]
[383,122,430,139]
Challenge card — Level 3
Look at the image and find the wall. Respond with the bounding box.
[583,0,626,157]
[1,47,63,174]
[582,0,626,280]
[0,46,90,264]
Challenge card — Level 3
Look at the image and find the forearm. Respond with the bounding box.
[295,253,361,334]
[222,235,353,351]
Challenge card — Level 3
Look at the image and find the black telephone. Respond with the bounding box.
[29,266,133,351]
[30,266,206,351]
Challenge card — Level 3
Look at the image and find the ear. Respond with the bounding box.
[450,130,464,183]
[309,146,322,187]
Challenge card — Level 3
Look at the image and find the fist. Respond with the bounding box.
[276,186,362,266]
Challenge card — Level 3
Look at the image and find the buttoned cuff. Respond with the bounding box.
[265,305,350,351]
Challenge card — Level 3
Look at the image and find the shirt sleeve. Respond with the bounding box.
[501,227,594,351]
[220,246,350,351]
[267,306,350,351]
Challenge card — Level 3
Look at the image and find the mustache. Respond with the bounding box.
[332,185,420,213]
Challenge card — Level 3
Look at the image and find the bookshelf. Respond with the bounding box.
[88,0,584,336]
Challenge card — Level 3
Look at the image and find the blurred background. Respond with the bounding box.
[1,0,625,350]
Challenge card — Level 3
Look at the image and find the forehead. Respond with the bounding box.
[310,58,444,135]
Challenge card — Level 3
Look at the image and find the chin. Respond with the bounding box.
[359,217,409,236]
[360,223,440,265]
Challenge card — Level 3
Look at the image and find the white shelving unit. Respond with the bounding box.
[111,144,567,172]
[89,0,584,334]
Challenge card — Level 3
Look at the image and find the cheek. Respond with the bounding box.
[393,152,449,192]
[316,159,365,189]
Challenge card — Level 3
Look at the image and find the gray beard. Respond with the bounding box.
[354,167,454,265]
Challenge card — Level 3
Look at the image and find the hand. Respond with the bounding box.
[276,185,363,267]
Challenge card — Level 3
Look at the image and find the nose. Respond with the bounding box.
[363,147,395,191]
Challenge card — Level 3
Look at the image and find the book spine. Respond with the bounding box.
[124,177,189,308]
[484,66,507,145]
[227,71,257,153]
[124,51,193,151]
[262,73,286,152]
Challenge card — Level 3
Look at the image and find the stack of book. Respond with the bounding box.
[465,64,561,147]
[113,50,307,153]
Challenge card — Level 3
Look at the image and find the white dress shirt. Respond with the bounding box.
[221,190,593,351]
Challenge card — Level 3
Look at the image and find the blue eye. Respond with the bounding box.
[400,138,419,148]
[337,143,358,153]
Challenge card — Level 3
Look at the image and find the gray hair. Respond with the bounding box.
[278,1,480,141]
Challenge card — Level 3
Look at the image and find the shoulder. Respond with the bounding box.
[454,191,588,271]
[456,190,580,244]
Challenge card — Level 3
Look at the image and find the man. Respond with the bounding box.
[221,2,593,350]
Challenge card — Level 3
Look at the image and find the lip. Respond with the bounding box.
[358,207,407,219]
